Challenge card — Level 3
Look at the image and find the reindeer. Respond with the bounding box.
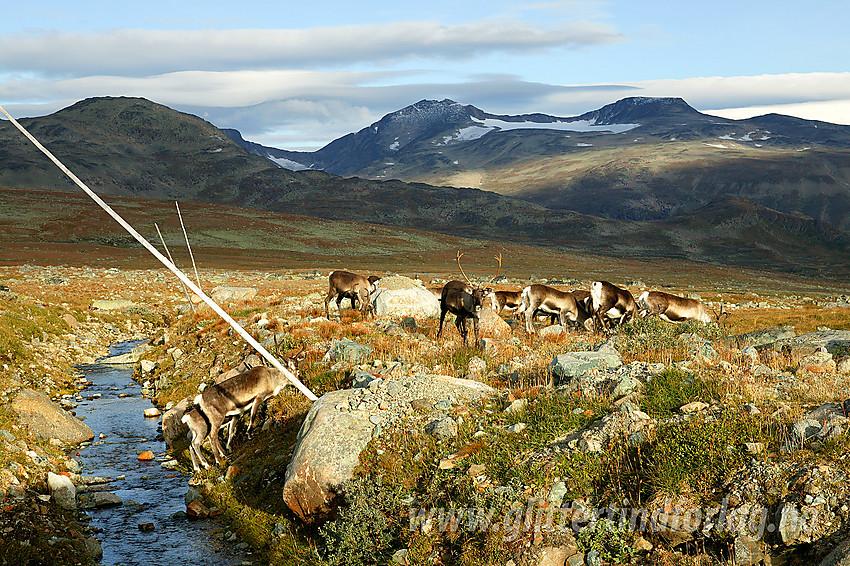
[324,271,380,319]
[520,284,584,334]
[437,252,500,348]
[590,281,638,332]
[182,407,239,472]
[637,290,712,324]
[489,290,524,317]
[572,289,595,330]
[182,357,299,467]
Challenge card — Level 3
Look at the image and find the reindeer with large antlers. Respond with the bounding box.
[436,251,500,348]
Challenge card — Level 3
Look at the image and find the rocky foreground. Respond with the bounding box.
[1,265,850,566]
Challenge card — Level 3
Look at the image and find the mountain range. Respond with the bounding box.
[1,96,849,278]
[231,97,850,231]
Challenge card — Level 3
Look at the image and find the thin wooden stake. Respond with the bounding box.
[175,201,202,289]
[155,222,196,314]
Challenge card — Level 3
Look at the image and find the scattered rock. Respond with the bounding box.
[476,307,512,338]
[680,401,709,414]
[425,417,458,440]
[78,491,122,509]
[210,286,258,303]
[47,472,76,510]
[91,299,135,311]
[143,407,161,418]
[137,450,155,461]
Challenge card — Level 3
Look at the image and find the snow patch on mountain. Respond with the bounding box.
[269,156,311,171]
[438,117,639,144]
[719,131,771,142]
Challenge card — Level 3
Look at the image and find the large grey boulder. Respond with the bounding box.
[775,329,850,358]
[549,351,622,387]
[282,389,376,522]
[721,326,797,349]
[11,388,94,444]
[283,374,494,522]
[371,276,440,319]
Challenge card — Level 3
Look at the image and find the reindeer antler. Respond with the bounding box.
[712,303,730,326]
[487,253,502,284]
[456,250,473,284]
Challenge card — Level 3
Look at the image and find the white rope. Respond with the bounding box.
[0,104,318,402]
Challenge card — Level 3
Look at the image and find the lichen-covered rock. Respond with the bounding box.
[549,350,623,387]
[477,307,512,338]
[283,375,494,522]
[776,329,850,359]
[721,326,797,349]
[324,338,373,365]
[282,389,379,522]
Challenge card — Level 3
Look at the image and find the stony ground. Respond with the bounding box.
[1,263,850,566]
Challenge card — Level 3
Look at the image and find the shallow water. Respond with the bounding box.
[75,340,248,566]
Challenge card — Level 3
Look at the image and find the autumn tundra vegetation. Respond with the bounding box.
[3,253,850,566]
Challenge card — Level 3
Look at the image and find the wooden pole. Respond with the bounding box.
[155,222,196,314]
[175,201,202,290]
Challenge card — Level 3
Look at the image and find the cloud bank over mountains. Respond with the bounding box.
[3,12,849,150]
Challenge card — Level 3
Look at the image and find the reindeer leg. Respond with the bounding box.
[246,396,266,437]
[437,307,448,339]
[456,315,467,345]
[207,413,228,466]
[525,305,536,334]
[472,315,481,349]
[224,416,238,451]
[324,292,334,319]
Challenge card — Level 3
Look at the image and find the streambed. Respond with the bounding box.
[74,340,250,566]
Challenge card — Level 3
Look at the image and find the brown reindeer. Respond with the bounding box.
[590,281,638,331]
[437,252,501,348]
[324,270,379,319]
[637,290,712,324]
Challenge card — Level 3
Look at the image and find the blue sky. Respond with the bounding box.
[3,0,849,149]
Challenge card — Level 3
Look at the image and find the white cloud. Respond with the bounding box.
[0,20,622,77]
[537,72,850,124]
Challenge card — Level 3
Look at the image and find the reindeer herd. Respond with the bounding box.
[180,254,725,471]
[434,252,725,347]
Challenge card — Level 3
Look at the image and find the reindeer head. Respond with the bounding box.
[455,251,500,311]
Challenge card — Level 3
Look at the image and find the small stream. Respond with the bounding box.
[75,340,250,566]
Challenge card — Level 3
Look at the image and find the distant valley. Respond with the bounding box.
[1,96,849,279]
